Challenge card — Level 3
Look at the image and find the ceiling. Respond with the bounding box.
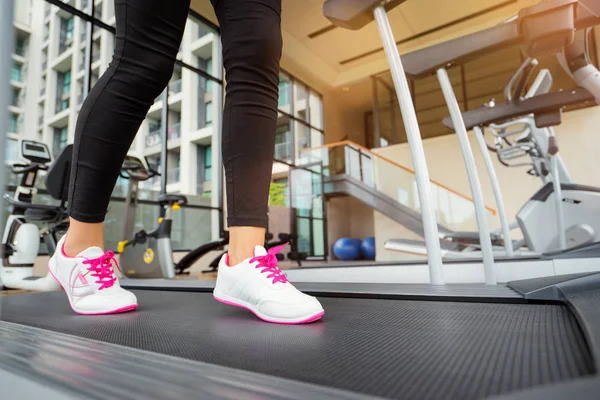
[190,0,539,89]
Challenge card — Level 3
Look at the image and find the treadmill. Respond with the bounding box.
[1,1,600,399]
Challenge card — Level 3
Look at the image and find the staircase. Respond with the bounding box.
[299,140,496,236]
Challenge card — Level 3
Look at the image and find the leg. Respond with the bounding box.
[50,0,189,315]
[65,0,190,255]
[212,0,323,324]
[211,0,282,265]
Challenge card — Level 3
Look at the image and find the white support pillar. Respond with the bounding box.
[373,6,444,285]
[473,126,514,257]
[437,68,496,285]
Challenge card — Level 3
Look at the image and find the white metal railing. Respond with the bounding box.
[168,123,181,140]
[145,123,181,147]
[274,141,292,162]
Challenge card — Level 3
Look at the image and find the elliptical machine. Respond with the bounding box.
[117,155,187,279]
[0,140,71,291]
[386,51,600,257]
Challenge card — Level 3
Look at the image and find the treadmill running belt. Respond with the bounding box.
[0,291,593,400]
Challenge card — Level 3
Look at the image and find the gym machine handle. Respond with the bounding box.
[548,136,560,155]
[10,163,48,175]
[505,58,539,102]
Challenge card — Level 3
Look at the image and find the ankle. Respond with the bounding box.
[227,226,266,266]
[63,235,104,257]
[227,250,254,267]
[63,218,105,257]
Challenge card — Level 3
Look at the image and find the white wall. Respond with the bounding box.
[372,106,600,261]
[13,1,30,26]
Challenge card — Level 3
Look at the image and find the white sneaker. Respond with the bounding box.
[213,245,324,324]
[48,236,138,315]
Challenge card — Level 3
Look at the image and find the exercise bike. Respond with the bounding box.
[0,140,71,291]
[117,156,187,279]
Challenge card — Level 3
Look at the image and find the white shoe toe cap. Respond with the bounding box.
[73,290,138,313]
[258,295,323,320]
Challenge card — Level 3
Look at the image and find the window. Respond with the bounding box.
[205,102,213,127]
[94,2,103,19]
[206,58,213,93]
[38,103,45,126]
[56,71,72,112]
[274,123,292,162]
[67,18,74,40]
[197,21,209,39]
[5,139,19,162]
[15,36,27,57]
[204,145,212,182]
[63,71,72,94]
[278,76,290,108]
[270,178,289,207]
[53,127,69,157]
[11,63,21,82]
[11,87,20,107]
[8,113,19,133]
[59,17,75,53]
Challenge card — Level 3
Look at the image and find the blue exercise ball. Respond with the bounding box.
[333,237,361,261]
[360,237,376,260]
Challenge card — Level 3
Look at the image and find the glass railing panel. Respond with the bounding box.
[298,141,497,233]
[345,146,362,182]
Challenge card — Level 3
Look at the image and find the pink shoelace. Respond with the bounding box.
[82,251,120,290]
[250,244,289,284]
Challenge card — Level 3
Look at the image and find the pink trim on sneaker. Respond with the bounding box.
[61,240,73,258]
[213,294,324,325]
[48,263,138,316]
[77,273,89,285]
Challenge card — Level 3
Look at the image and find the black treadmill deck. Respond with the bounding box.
[0,290,593,399]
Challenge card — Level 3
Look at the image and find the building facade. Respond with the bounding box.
[7,0,325,255]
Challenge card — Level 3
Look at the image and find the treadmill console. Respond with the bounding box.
[20,140,52,164]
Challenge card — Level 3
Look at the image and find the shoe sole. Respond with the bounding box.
[48,261,138,316]
[213,291,324,324]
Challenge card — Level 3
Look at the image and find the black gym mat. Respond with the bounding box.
[0,291,594,400]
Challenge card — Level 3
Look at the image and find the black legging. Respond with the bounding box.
[68,0,282,228]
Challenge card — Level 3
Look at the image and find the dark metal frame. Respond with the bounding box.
[289,161,328,260]
[43,0,226,232]
[41,0,327,246]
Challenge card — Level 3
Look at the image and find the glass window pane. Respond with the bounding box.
[5,138,19,163]
[312,219,325,257]
[308,91,323,130]
[205,102,213,127]
[278,73,291,112]
[188,55,220,131]
[311,128,324,149]
[293,81,308,122]
[295,121,310,161]
[204,145,212,182]
[296,218,311,254]
[168,65,183,96]
[275,114,292,163]
[53,126,69,158]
